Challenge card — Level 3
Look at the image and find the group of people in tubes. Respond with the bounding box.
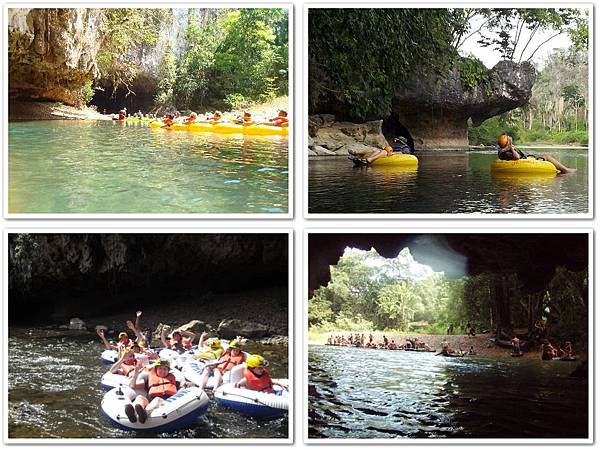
[96,310,284,424]
[114,107,289,129]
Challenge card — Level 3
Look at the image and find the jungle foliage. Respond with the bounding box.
[309,8,587,122]
[309,247,588,344]
[468,48,588,145]
[91,8,288,110]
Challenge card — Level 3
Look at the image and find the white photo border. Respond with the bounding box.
[303,227,594,444]
[3,228,294,444]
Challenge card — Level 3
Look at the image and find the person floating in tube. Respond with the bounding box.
[497,134,575,174]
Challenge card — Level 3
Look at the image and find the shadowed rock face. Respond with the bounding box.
[8,8,102,105]
[393,61,536,150]
[308,234,587,297]
[8,234,288,322]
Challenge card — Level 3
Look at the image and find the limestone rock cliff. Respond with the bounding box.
[392,61,536,150]
[8,8,103,105]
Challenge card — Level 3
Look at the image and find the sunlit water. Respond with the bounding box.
[308,149,588,214]
[309,345,588,439]
[8,121,288,214]
[8,328,288,439]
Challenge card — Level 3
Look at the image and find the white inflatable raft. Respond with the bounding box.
[101,386,210,433]
[214,365,289,418]
[101,350,119,365]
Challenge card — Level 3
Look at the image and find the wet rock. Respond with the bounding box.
[308,149,317,156]
[217,318,269,339]
[69,317,86,330]
[312,145,336,156]
[177,320,212,336]
[260,335,288,345]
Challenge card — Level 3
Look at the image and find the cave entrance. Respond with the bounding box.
[382,112,414,151]
[89,77,157,115]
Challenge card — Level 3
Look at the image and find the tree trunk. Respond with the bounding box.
[493,275,512,340]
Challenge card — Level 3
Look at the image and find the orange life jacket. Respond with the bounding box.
[216,351,244,373]
[147,371,178,399]
[244,368,274,393]
[163,117,174,126]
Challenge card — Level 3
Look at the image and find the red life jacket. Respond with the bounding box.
[244,368,274,394]
[118,113,125,121]
[216,351,244,373]
[272,117,289,126]
[147,370,177,399]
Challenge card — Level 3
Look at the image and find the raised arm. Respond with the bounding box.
[96,328,115,350]
[161,325,170,349]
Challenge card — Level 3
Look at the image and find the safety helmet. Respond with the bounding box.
[209,338,222,350]
[384,145,393,153]
[228,339,241,349]
[246,354,268,369]
[190,112,197,118]
[118,332,128,340]
[497,134,510,148]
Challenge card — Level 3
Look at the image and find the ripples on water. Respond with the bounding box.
[308,150,588,214]
[8,328,288,439]
[8,121,288,214]
[309,345,588,439]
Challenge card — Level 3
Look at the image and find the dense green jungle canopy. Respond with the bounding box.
[309,8,588,124]
[93,8,288,110]
[309,248,588,345]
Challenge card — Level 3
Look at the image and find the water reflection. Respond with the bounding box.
[309,345,587,439]
[308,150,588,214]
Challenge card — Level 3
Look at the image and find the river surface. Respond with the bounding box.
[8,327,288,439]
[8,120,288,214]
[308,149,588,214]
[309,345,588,439]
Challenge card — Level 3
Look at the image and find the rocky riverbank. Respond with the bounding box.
[308,114,389,158]
[61,286,289,345]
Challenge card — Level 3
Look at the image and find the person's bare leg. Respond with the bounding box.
[543,154,576,174]
[213,370,223,389]
[145,397,163,414]
[366,150,387,164]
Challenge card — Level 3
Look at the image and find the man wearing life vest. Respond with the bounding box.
[160,325,195,354]
[235,354,286,394]
[199,340,245,390]
[126,359,180,424]
[96,328,133,355]
[162,114,175,127]
[497,134,575,174]
[268,110,289,127]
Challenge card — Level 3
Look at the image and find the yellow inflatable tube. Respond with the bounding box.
[490,158,558,175]
[370,153,419,167]
[150,121,288,136]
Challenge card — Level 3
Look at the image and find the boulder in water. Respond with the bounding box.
[217,318,269,339]
[69,317,86,330]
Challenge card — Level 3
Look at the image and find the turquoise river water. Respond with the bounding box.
[8,120,288,214]
[308,149,588,214]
